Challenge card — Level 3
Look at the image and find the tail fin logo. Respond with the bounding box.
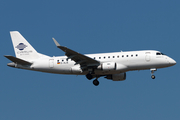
[16,43,27,50]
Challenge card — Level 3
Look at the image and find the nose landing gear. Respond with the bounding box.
[150,68,157,79]
[151,75,155,79]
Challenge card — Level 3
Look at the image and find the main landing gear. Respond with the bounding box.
[93,79,99,86]
[86,71,100,86]
[150,68,157,79]
[86,68,94,80]
[86,73,93,80]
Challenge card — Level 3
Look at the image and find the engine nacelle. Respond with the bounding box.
[105,73,126,81]
[98,62,116,71]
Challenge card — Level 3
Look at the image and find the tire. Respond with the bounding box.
[86,73,93,80]
[151,75,155,79]
[93,79,99,86]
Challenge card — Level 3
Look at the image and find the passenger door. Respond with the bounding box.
[145,52,151,62]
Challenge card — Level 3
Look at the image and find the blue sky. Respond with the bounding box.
[0,0,180,120]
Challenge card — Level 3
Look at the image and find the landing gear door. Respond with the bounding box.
[145,52,151,62]
[49,59,54,68]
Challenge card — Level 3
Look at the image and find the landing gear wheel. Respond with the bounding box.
[93,79,99,86]
[151,75,155,79]
[86,73,93,80]
[150,68,157,80]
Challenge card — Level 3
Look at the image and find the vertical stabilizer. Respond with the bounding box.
[10,31,39,60]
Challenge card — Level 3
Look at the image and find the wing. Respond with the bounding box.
[52,38,100,68]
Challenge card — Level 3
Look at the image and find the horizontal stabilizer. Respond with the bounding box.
[4,55,32,65]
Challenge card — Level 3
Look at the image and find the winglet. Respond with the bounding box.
[52,38,60,47]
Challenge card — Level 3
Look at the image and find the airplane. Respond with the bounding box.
[4,31,176,86]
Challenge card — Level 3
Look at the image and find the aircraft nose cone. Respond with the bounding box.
[169,58,176,65]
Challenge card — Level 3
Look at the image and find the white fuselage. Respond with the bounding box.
[6,31,176,86]
[18,50,175,75]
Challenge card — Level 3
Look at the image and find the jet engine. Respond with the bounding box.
[97,62,128,71]
[105,73,126,81]
[98,62,116,71]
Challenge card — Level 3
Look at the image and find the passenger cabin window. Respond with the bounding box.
[108,56,110,58]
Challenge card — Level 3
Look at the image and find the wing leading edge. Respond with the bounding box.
[52,38,100,68]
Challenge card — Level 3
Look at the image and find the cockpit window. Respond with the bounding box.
[156,52,161,55]
[156,52,165,55]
